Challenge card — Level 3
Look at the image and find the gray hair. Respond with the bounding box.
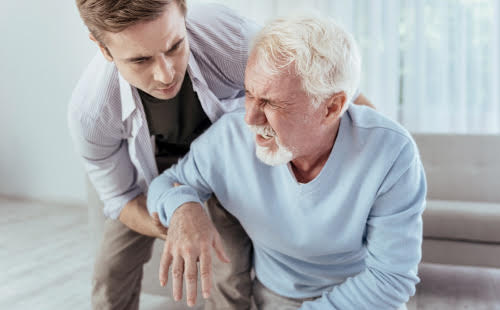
[251,14,361,112]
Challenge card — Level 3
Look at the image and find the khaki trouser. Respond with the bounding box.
[253,279,317,310]
[91,196,253,310]
[253,279,408,310]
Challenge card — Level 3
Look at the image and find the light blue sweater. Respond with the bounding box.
[148,104,426,309]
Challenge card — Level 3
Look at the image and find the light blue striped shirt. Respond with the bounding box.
[148,105,427,309]
[68,4,259,218]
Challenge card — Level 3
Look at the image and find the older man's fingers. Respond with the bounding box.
[199,247,212,299]
[212,232,231,263]
[159,242,173,287]
[172,256,185,301]
[184,254,199,307]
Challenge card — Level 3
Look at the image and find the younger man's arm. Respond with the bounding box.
[119,194,167,240]
[68,106,166,239]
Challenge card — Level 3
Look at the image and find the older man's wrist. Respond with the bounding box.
[163,196,204,226]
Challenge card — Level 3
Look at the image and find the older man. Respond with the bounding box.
[148,14,426,310]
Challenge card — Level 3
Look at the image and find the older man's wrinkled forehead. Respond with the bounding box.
[245,51,309,106]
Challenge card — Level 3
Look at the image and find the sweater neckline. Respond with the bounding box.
[283,113,349,193]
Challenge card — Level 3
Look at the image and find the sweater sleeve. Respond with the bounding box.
[147,128,216,227]
[301,142,427,310]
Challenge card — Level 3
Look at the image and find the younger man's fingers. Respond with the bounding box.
[152,212,160,222]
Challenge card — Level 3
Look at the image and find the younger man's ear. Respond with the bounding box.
[89,33,113,62]
[324,91,347,121]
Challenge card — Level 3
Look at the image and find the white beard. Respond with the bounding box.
[248,125,294,166]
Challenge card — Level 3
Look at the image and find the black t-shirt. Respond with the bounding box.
[139,75,211,173]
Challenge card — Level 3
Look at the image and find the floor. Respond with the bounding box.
[1,196,500,310]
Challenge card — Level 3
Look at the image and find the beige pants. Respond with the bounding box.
[253,279,408,310]
[91,196,253,310]
[253,279,317,310]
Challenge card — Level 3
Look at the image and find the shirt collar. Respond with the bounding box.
[119,73,138,122]
[186,50,208,87]
[118,49,205,122]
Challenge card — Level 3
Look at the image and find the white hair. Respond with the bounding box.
[251,14,361,112]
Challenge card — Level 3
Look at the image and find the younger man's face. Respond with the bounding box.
[98,2,189,100]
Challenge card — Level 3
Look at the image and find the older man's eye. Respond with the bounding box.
[262,100,281,110]
[172,41,182,50]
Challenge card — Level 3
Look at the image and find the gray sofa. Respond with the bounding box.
[88,133,500,307]
[413,134,500,268]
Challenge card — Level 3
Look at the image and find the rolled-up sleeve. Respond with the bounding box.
[147,141,212,227]
[68,106,142,219]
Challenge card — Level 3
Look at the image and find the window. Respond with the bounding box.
[191,0,500,133]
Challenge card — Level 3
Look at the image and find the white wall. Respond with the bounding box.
[0,1,97,205]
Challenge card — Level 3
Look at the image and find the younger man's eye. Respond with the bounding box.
[131,57,150,64]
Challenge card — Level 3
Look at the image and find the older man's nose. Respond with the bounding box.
[154,56,175,85]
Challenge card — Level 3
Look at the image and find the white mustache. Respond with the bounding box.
[248,125,276,138]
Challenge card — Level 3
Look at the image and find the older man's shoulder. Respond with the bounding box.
[347,104,412,141]
[211,110,248,134]
[345,104,419,160]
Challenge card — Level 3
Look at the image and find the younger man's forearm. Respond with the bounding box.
[118,194,168,240]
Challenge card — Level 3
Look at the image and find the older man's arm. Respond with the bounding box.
[147,137,230,307]
[301,142,427,310]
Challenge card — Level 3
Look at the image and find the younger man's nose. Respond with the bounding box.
[154,56,175,85]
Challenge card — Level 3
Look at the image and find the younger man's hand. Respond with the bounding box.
[152,212,168,240]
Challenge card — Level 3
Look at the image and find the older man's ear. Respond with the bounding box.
[323,91,347,122]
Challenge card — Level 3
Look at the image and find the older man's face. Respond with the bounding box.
[244,54,326,166]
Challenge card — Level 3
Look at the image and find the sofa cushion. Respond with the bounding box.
[413,134,500,203]
[423,200,500,243]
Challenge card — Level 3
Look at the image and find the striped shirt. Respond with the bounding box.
[68,4,259,219]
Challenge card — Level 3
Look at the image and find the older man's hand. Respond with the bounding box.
[160,202,230,307]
